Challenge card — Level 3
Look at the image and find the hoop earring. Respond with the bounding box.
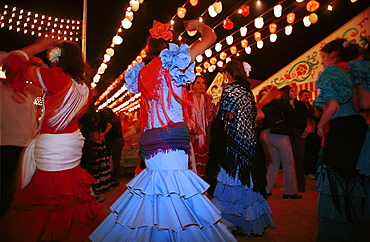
[224,78,229,84]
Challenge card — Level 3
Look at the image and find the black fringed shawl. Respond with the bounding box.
[216,82,258,188]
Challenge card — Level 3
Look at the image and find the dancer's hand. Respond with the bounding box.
[317,125,325,137]
[34,35,64,50]
[184,20,199,31]
[20,34,64,57]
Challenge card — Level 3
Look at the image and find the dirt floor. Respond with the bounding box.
[100,170,319,242]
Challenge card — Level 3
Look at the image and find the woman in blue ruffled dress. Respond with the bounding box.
[211,60,275,237]
[89,20,237,241]
[314,39,370,241]
[348,39,370,177]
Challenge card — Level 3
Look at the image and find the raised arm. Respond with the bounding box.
[185,20,217,63]
[20,36,62,57]
[3,36,63,91]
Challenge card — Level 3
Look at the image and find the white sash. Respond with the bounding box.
[21,130,84,188]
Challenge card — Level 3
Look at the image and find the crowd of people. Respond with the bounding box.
[0,16,369,242]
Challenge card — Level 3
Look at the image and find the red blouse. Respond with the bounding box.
[4,51,92,134]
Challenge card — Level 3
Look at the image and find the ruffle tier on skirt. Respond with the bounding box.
[89,150,236,242]
[213,168,275,236]
[315,165,370,241]
[1,166,105,242]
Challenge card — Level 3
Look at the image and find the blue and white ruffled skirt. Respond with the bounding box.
[89,150,236,241]
[213,168,275,235]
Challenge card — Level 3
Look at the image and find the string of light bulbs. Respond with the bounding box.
[0,3,82,41]
[96,0,355,114]
[233,1,336,58]
[96,0,289,109]
[194,0,300,72]
[95,0,227,109]
[93,0,196,108]
[90,0,145,91]
[194,0,327,74]
[96,0,282,111]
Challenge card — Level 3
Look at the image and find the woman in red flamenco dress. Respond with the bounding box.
[1,37,104,241]
[187,75,215,178]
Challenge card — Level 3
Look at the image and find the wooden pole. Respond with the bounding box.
[82,0,87,61]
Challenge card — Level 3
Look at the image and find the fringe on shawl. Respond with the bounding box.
[138,57,197,134]
[214,83,258,189]
[325,165,367,223]
[48,81,89,131]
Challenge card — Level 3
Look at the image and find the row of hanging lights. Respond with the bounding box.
[95,0,219,110]
[95,0,346,113]
[0,1,352,115]
[222,2,318,31]
[92,0,145,110]
[0,3,82,41]
[94,0,238,110]
[96,0,319,112]
[112,93,141,113]
[193,0,322,75]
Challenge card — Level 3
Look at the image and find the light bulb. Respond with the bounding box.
[187,30,197,36]
[257,40,264,49]
[122,18,132,29]
[254,17,264,29]
[215,43,222,52]
[205,49,212,57]
[103,54,111,63]
[303,16,311,27]
[208,6,217,17]
[226,35,233,45]
[125,10,134,21]
[129,0,140,11]
[285,25,293,35]
[270,34,277,42]
[240,26,247,37]
[106,48,115,56]
[213,1,222,14]
[112,35,123,45]
[274,5,282,18]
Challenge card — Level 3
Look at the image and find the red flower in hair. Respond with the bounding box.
[149,22,173,41]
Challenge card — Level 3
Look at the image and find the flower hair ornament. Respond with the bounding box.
[243,61,252,77]
[47,47,62,63]
[149,21,173,41]
[342,40,349,48]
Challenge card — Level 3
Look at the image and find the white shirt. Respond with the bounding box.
[0,80,40,146]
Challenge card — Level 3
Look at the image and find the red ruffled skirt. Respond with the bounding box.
[1,166,105,242]
[192,139,209,177]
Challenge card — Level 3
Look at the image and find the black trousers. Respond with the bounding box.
[1,145,24,217]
